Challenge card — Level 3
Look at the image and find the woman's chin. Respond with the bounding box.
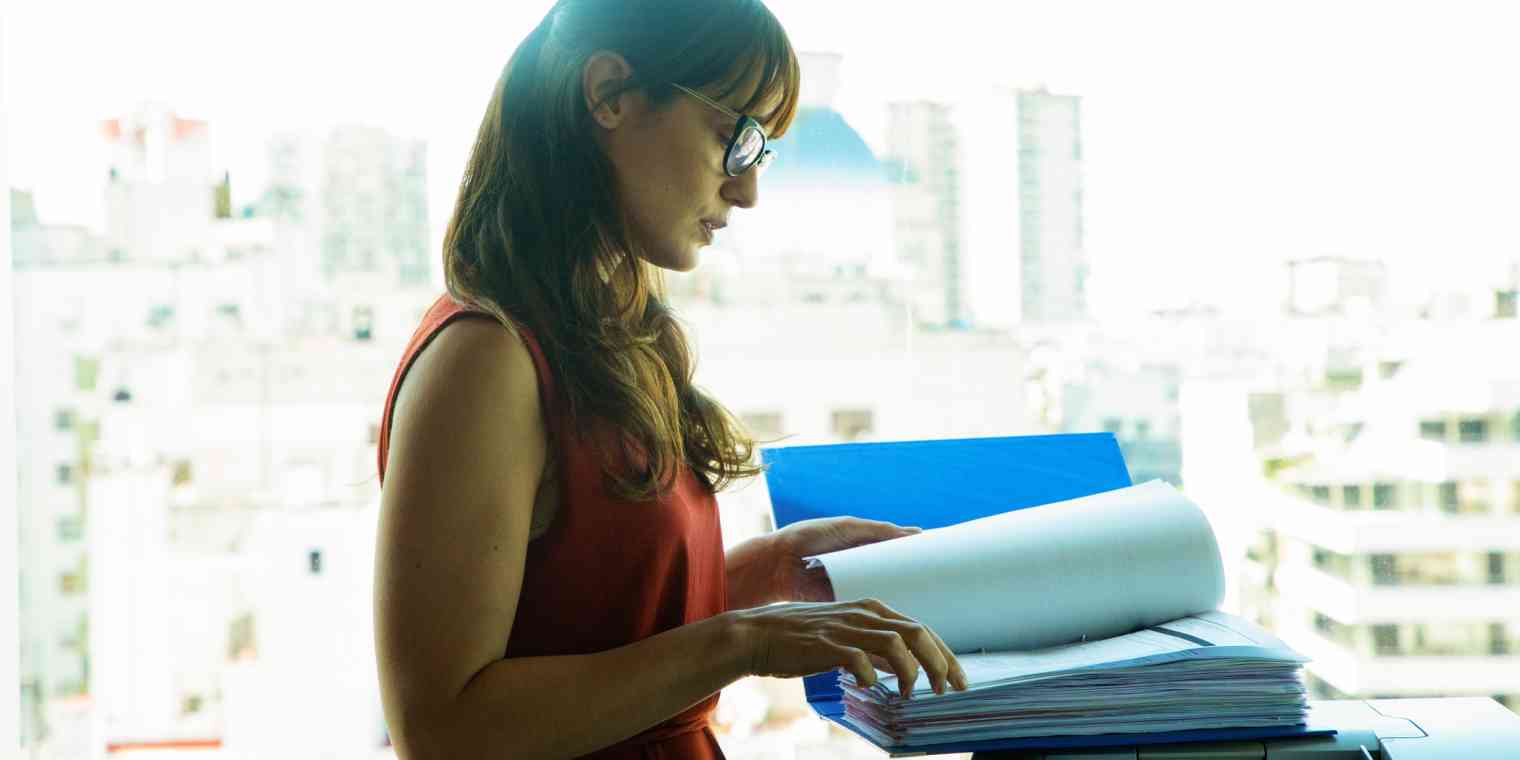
[641,246,701,273]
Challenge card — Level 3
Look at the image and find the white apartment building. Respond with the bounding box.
[680,300,1030,543]
[884,100,965,327]
[320,125,430,287]
[1013,88,1087,325]
[882,86,1087,330]
[12,102,435,757]
[1182,317,1520,712]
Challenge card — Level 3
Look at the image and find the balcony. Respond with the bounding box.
[1277,620,1520,696]
[1275,564,1520,624]
[1269,490,1520,553]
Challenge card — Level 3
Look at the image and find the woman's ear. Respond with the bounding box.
[583,51,635,130]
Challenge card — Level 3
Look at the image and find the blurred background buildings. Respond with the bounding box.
[8,41,1520,760]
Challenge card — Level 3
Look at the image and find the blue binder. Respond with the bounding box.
[760,433,1334,756]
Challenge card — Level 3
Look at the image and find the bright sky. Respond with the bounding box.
[6,0,1520,317]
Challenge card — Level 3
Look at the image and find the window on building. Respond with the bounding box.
[1311,546,1351,579]
[54,409,76,431]
[1489,623,1513,653]
[1311,612,1352,646]
[59,571,85,595]
[830,409,874,441]
[171,460,194,486]
[1101,417,1122,434]
[1310,485,1331,505]
[1438,481,1459,513]
[1458,418,1489,443]
[1489,552,1507,585]
[308,549,323,575]
[73,355,100,392]
[56,463,74,485]
[1313,611,1330,632]
[353,305,374,341]
[1343,484,1363,509]
[227,613,257,660]
[1372,624,1400,656]
[1393,552,1465,585]
[1497,289,1518,319]
[146,304,175,329]
[1418,419,1447,441]
[1460,479,1492,514]
[1373,482,1397,510]
[1325,368,1363,390]
[1134,420,1151,440]
[1370,554,1399,585]
[57,516,83,542]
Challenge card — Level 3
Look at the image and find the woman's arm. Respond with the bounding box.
[725,533,784,609]
[726,519,920,610]
[376,319,964,759]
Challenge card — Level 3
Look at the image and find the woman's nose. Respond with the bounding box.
[722,168,760,209]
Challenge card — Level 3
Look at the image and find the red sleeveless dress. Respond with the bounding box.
[378,293,727,759]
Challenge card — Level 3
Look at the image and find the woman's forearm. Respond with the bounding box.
[724,534,781,610]
[400,612,752,759]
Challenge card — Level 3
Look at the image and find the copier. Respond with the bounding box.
[967,699,1520,759]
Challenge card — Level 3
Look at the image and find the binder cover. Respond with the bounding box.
[759,433,1333,755]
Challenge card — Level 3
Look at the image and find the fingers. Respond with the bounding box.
[848,599,962,696]
[844,517,922,543]
[746,599,968,697]
[850,628,919,699]
[830,644,877,688]
[923,623,969,691]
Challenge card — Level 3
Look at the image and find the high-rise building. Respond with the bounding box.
[320,125,430,287]
[897,86,1086,328]
[100,104,219,263]
[1182,323,1520,712]
[1286,256,1389,316]
[1014,87,1087,324]
[884,101,965,326]
[12,105,437,756]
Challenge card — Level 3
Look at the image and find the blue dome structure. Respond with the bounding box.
[765,107,885,186]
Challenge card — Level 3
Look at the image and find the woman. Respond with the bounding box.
[373,0,967,757]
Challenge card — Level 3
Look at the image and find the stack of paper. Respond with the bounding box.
[838,611,1308,748]
[803,480,1312,749]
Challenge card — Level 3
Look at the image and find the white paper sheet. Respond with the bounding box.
[811,480,1225,653]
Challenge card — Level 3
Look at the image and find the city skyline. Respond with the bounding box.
[7,0,1520,319]
[8,9,1520,748]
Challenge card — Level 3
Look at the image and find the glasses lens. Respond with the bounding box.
[726,125,765,175]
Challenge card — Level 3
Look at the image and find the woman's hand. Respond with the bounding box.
[726,517,920,609]
[726,597,968,698]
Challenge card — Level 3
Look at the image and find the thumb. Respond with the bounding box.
[846,519,921,544]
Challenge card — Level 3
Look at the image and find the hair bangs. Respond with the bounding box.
[696,3,800,138]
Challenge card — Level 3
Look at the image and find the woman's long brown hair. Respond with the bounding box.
[442,0,801,501]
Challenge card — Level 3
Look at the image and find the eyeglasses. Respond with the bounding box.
[671,83,775,177]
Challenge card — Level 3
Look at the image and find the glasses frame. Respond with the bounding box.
[670,83,775,177]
